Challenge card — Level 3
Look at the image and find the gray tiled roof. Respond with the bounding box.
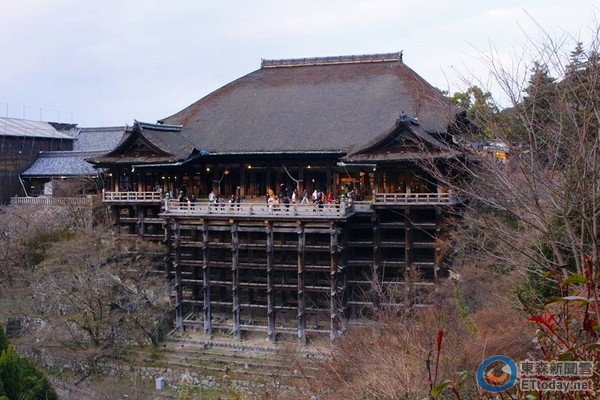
[21,126,125,177]
[87,122,198,165]
[159,53,458,154]
[74,126,126,151]
[21,151,106,177]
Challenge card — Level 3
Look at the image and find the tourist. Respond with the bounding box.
[300,190,309,204]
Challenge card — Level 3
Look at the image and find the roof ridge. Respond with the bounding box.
[261,51,402,69]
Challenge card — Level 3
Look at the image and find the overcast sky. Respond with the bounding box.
[0,0,598,127]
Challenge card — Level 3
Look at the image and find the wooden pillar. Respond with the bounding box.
[297,165,305,194]
[212,167,220,196]
[372,212,382,311]
[239,163,246,198]
[434,207,442,281]
[266,221,276,342]
[231,221,241,340]
[297,221,306,346]
[111,171,118,191]
[405,208,413,279]
[174,221,184,333]
[330,223,340,343]
[326,165,332,197]
[136,206,144,236]
[191,226,201,315]
[163,218,173,278]
[265,165,270,195]
[202,220,212,336]
[111,205,119,228]
[338,225,348,333]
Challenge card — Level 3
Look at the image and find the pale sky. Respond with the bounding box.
[0,0,597,127]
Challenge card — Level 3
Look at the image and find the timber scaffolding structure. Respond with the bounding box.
[102,191,455,344]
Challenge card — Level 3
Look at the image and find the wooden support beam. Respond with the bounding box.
[163,217,172,278]
[231,221,241,340]
[434,207,442,282]
[174,221,184,334]
[239,163,246,198]
[136,206,145,236]
[338,225,349,334]
[202,220,212,336]
[404,208,413,278]
[372,212,381,311]
[266,221,276,342]
[297,221,306,346]
[330,222,340,343]
[191,226,201,315]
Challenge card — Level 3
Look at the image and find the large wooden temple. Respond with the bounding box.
[88,52,466,344]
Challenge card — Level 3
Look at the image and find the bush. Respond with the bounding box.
[0,322,57,400]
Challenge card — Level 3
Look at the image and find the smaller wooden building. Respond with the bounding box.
[0,118,75,204]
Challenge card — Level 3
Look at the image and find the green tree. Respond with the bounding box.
[0,346,24,400]
[449,85,499,137]
[0,324,57,400]
[0,323,7,353]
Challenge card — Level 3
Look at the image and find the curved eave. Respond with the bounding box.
[205,150,345,156]
[342,150,461,163]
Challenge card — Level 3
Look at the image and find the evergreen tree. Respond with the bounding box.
[0,323,57,400]
[519,61,558,149]
[0,323,7,353]
[449,85,499,138]
[0,346,24,400]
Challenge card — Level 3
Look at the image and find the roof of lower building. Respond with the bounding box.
[21,126,126,177]
[74,126,127,152]
[158,52,458,155]
[21,151,107,177]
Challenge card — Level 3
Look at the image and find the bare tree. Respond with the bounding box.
[30,228,171,374]
[425,23,600,293]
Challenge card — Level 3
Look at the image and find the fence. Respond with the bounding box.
[164,200,353,218]
[10,196,93,206]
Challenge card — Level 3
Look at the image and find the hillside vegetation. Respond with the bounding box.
[1,20,600,400]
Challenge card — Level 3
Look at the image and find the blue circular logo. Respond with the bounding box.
[476,355,518,392]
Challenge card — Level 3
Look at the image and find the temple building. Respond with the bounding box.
[89,52,469,344]
[0,118,76,204]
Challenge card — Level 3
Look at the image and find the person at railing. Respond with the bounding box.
[208,190,217,203]
[301,189,310,204]
[268,195,279,214]
[188,194,196,208]
[282,195,290,210]
[178,191,186,203]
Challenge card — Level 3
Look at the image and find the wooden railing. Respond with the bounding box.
[102,190,163,202]
[100,191,457,209]
[164,200,353,218]
[373,192,454,205]
[10,196,93,206]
